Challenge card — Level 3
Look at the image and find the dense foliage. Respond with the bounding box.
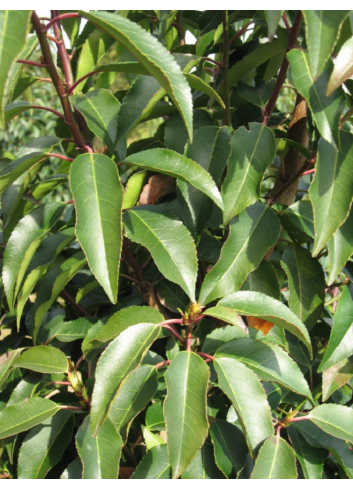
[0,9,353,479]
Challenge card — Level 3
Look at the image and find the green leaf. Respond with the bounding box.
[264,11,283,41]
[142,425,165,450]
[310,132,353,256]
[17,411,74,479]
[216,338,312,399]
[250,436,297,479]
[210,419,248,478]
[303,10,349,79]
[60,458,83,480]
[123,149,223,210]
[0,10,31,128]
[308,404,353,443]
[70,153,123,304]
[13,346,68,374]
[0,152,48,195]
[75,28,115,92]
[182,442,225,479]
[218,291,312,356]
[178,126,231,236]
[327,38,353,95]
[328,207,353,285]
[81,11,193,139]
[288,49,345,149]
[7,372,43,406]
[3,203,65,312]
[16,228,75,329]
[293,420,353,478]
[287,425,324,479]
[202,326,247,356]
[71,89,120,153]
[322,358,353,401]
[284,200,315,239]
[164,351,209,479]
[214,357,273,455]
[76,416,123,479]
[108,365,158,442]
[31,253,87,344]
[185,73,225,107]
[146,402,165,431]
[123,206,197,301]
[131,445,171,479]
[4,100,31,122]
[318,284,353,372]
[91,323,160,436]
[236,80,276,107]
[91,306,164,347]
[199,203,280,305]
[241,259,281,300]
[204,306,248,335]
[281,245,325,328]
[221,123,276,224]
[0,398,59,439]
[0,349,23,391]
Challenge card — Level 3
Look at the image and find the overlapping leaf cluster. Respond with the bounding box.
[1,9,353,480]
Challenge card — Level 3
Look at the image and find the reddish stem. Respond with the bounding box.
[262,11,303,125]
[155,360,171,369]
[230,20,253,44]
[160,318,184,325]
[47,153,73,162]
[61,289,90,317]
[197,352,215,362]
[287,415,310,423]
[202,57,225,68]
[75,356,84,370]
[24,105,66,121]
[60,405,86,411]
[162,324,185,343]
[302,168,316,176]
[282,12,291,32]
[45,12,80,31]
[17,58,49,68]
[67,70,98,95]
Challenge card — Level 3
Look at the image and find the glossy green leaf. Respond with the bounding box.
[3,203,65,312]
[91,323,160,435]
[91,305,164,347]
[216,338,312,399]
[210,419,248,478]
[0,152,48,195]
[288,49,345,148]
[71,89,120,153]
[202,326,247,356]
[251,436,297,479]
[81,11,193,139]
[17,411,74,479]
[284,200,315,239]
[131,445,171,479]
[4,100,31,122]
[310,132,353,256]
[214,357,273,455]
[318,284,353,372]
[294,420,353,478]
[204,306,248,335]
[178,126,231,235]
[0,398,59,439]
[303,11,349,79]
[241,259,280,300]
[146,402,165,431]
[70,153,123,304]
[182,443,225,479]
[142,425,165,450]
[281,245,325,328]
[122,170,149,209]
[31,253,87,344]
[164,351,209,479]
[7,372,43,406]
[109,365,158,442]
[199,203,280,305]
[123,149,223,210]
[221,123,276,224]
[60,458,83,480]
[16,228,75,329]
[328,207,353,285]
[76,416,123,479]
[13,346,68,374]
[264,11,283,41]
[322,358,353,401]
[218,291,312,355]
[0,10,31,128]
[53,318,95,343]
[308,404,353,443]
[327,38,353,95]
[123,206,197,301]
[287,425,324,479]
